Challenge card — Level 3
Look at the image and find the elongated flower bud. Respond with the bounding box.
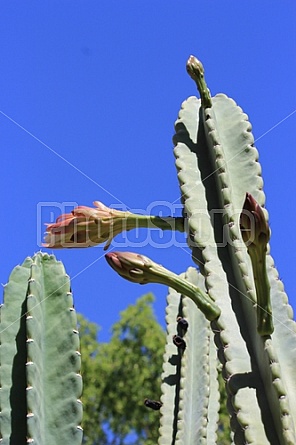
[240,193,270,250]
[43,201,132,250]
[105,251,155,284]
[105,251,221,321]
[240,193,273,335]
[186,55,212,108]
[43,202,184,250]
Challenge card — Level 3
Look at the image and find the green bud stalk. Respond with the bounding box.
[240,193,273,335]
[186,55,212,108]
[105,251,221,321]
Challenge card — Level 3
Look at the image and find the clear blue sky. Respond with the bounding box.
[1,2,296,342]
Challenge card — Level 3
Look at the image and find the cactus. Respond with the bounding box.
[102,56,296,444]
[159,55,296,444]
[159,267,219,444]
[0,252,83,445]
[38,55,295,443]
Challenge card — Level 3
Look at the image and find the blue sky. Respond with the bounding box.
[1,2,296,342]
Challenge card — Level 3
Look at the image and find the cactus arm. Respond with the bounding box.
[26,253,83,445]
[176,267,219,445]
[267,253,296,432]
[159,268,220,445]
[0,257,33,443]
[0,253,83,445]
[175,140,268,445]
[158,282,181,445]
[202,94,274,335]
[202,95,296,443]
[173,96,277,444]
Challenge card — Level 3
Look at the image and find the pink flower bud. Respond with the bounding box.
[240,193,273,335]
[240,193,270,250]
[43,202,131,249]
[105,251,154,284]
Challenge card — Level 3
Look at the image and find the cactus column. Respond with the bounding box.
[0,253,83,445]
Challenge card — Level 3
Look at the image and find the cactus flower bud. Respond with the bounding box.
[44,202,184,250]
[240,193,273,336]
[43,202,133,250]
[240,193,270,250]
[186,55,212,108]
[105,251,221,322]
[105,251,156,284]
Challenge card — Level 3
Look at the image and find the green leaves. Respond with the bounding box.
[79,294,166,445]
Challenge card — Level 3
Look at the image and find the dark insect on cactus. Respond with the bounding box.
[144,399,163,411]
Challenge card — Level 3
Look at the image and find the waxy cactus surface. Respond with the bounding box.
[0,253,83,445]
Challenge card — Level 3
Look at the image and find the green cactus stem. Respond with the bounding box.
[159,268,219,444]
[173,58,296,443]
[0,253,83,445]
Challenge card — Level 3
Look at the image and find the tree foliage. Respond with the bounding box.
[78,293,231,444]
[78,293,166,445]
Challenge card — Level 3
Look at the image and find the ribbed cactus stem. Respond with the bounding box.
[186,55,212,108]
